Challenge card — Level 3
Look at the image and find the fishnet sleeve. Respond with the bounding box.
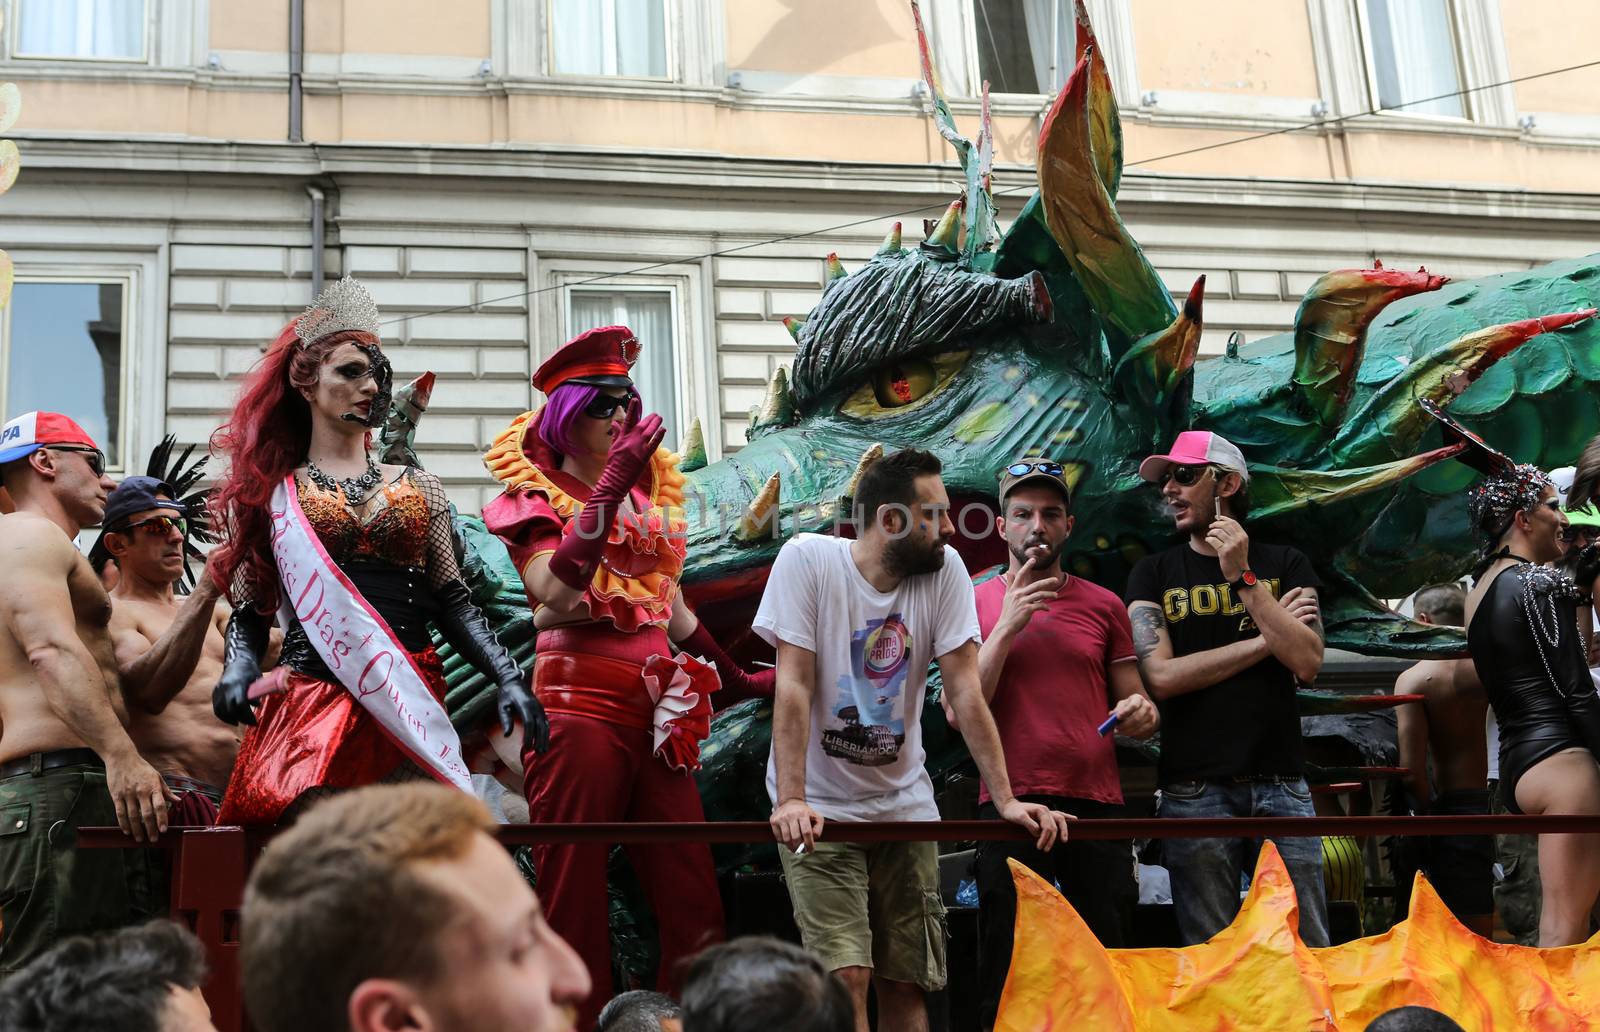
[414,469,465,590]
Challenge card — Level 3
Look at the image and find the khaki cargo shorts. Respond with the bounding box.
[777,838,948,991]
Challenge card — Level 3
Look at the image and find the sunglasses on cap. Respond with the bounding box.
[583,391,637,420]
[1160,464,1219,488]
[50,446,106,477]
[115,514,188,538]
[1001,460,1065,480]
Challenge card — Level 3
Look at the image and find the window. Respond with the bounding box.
[12,0,147,62]
[1358,0,1466,118]
[548,0,668,79]
[568,288,680,450]
[1,278,130,467]
[972,0,1071,95]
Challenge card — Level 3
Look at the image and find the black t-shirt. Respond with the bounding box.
[1124,541,1321,783]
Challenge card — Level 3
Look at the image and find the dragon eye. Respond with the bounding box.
[841,351,969,419]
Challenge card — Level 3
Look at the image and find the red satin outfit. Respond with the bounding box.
[218,475,449,825]
[483,409,723,1018]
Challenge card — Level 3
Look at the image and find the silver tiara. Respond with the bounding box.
[295,275,381,347]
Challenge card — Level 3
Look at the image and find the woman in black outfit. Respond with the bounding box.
[1464,459,1600,946]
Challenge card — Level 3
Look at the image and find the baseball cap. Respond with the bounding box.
[0,411,100,465]
[102,476,184,530]
[1138,430,1250,485]
[998,458,1075,505]
[1548,466,1600,528]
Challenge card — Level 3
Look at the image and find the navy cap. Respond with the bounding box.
[102,476,184,530]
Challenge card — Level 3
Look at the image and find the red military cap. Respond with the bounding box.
[531,325,641,395]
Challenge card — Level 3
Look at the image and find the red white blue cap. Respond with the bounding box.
[0,412,100,465]
[1138,430,1250,484]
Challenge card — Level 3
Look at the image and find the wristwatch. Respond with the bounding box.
[1230,570,1259,594]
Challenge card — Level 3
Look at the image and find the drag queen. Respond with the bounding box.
[483,324,770,1021]
[208,276,547,824]
[1453,410,1600,946]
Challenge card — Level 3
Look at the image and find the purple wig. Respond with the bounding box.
[538,382,603,457]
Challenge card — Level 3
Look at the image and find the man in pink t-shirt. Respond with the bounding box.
[956,458,1159,1029]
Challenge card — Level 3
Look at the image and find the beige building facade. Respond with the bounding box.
[2,0,1599,509]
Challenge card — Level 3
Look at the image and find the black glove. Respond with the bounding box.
[1573,543,1600,596]
[215,605,270,726]
[434,577,550,755]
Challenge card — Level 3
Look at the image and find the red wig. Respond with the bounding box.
[208,321,377,611]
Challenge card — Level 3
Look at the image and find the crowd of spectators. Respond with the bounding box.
[1,404,1594,1030]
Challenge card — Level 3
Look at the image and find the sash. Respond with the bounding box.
[268,475,472,793]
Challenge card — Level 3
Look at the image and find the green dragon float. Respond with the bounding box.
[375,0,1600,972]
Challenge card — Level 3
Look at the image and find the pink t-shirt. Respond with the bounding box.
[973,572,1136,806]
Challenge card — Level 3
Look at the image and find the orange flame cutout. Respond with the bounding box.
[997,842,1600,1031]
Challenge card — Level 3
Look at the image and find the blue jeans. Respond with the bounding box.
[1157,778,1330,947]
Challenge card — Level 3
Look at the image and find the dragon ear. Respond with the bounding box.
[1245,444,1468,534]
[1113,276,1204,441]
[1286,265,1448,451]
[1329,308,1595,468]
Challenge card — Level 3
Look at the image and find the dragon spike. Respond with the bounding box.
[923,198,965,255]
[1330,308,1598,467]
[733,472,782,542]
[877,222,904,255]
[1114,276,1204,440]
[845,443,886,500]
[679,417,707,473]
[1037,50,1175,357]
[378,371,435,468]
[782,316,804,342]
[825,253,847,283]
[1289,264,1449,433]
[756,365,795,428]
[1249,443,1468,527]
[0,83,20,136]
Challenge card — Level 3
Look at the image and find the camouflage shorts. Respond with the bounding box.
[0,762,161,977]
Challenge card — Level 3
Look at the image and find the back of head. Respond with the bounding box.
[680,936,853,1032]
[0,919,207,1032]
[1412,582,1466,627]
[241,783,495,1032]
[1364,1006,1466,1032]
[598,990,680,1031]
[853,448,941,533]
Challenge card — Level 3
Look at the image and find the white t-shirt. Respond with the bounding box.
[754,533,981,822]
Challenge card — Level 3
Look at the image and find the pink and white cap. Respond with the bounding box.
[0,411,100,465]
[1138,430,1250,484]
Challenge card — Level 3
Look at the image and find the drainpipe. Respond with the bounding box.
[288,0,304,142]
[306,185,325,297]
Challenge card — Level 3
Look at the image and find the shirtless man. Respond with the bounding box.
[100,476,237,822]
[0,411,170,976]
[1392,582,1493,936]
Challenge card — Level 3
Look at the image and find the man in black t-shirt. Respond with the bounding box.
[1124,431,1330,946]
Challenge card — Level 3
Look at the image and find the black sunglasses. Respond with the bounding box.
[1161,464,1216,488]
[1002,460,1065,480]
[51,446,106,477]
[583,391,636,420]
[116,514,188,538]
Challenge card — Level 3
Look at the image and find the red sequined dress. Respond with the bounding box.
[218,468,458,825]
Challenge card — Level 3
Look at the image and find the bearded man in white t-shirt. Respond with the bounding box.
[755,447,1071,1032]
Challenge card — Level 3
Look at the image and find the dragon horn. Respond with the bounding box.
[1037,49,1174,358]
[1114,276,1204,440]
[1329,308,1597,467]
[756,366,795,428]
[877,222,904,255]
[782,316,805,342]
[1071,0,1122,198]
[825,253,848,283]
[733,472,782,542]
[1289,264,1448,434]
[924,199,964,253]
[845,443,886,500]
[679,417,707,473]
[1248,444,1468,527]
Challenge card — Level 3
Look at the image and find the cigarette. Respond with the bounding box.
[793,843,808,856]
[1096,713,1120,736]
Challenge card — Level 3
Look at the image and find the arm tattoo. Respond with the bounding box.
[1130,605,1165,660]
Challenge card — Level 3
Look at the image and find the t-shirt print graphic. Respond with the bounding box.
[822,615,911,766]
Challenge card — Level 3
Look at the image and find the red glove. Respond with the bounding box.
[546,395,665,591]
[681,621,776,703]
